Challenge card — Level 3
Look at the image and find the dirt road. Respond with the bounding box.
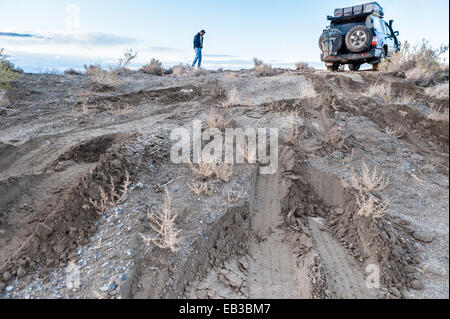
[1,69,448,299]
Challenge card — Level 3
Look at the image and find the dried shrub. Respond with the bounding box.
[427,105,449,123]
[190,162,216,179]
[140,187,180,252]
[207,107,232,130]
[380,40,449,85]
[223,86,240,107]
[89,171,131,214]
[350,161,390,219]
[113,49,137,73]
[355,193,389,219]
[253,58,263,67]
[84,64,120,88]
[253,58,274,77]
[254,64,275,77]
[193,67,207,76]
[172,64,207,77]
[64,68,82,75]
[214,162,234,182]
[299,82,317,99]
[350,161,389,193]
[172,64,191,77]
[142,59,164,75]
[188,181,214,196]
[189,161,234,183]
[385,127,405,139]
[296,62,313,70]
[365,81,393,103]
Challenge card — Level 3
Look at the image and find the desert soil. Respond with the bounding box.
[0,68,448,299]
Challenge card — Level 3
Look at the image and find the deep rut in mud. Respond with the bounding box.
[246,173,308,298]
[308,217,377,299]
[186,169,310,299]
[185,148,380,299]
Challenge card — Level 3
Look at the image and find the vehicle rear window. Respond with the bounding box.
[330,21,366,34]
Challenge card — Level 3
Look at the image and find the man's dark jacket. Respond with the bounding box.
[193,33,203,49]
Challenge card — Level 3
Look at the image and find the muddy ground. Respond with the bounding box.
[0,68,448,299]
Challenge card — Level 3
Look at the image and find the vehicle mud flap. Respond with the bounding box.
[331,36,343,56]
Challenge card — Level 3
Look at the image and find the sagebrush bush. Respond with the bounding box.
[64,68,82,75]
[223,86,240,107]
[84,64,120,88]
[207,107,232,130]
[172,64,206,77]
[365,81,393,103]
[427,105,449,123]
[142,59,164,75]
[299,82,317,98]
[253,58,263,67]
[253,58,275,77]
[172,64,192,77]
[296,62,313,70]
[380,40,449,85]
[112,49,137,73]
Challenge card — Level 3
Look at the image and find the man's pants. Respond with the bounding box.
[192,47,202,68]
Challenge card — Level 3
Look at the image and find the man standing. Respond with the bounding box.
[192,30,206,68]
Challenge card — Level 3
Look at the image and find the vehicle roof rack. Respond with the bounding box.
[327,12,371,22]
[330,2,384,20]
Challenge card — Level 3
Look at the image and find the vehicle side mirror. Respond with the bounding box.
[389,19,394,27]
[394,31,399,36]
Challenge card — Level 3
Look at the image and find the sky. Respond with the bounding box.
[0,0,449,72]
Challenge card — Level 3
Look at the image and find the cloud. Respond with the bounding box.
[0,32,37,38]
[0,30,139,46]
[49,32,138,46]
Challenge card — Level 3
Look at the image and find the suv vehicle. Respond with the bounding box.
[319,2,400,71]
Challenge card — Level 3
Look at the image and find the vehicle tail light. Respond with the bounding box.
[371,36,378,46]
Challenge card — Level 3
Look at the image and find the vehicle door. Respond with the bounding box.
[383,21,396,56]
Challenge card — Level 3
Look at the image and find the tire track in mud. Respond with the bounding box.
[246,172,310,299]
[186,168,312,299]
[308,217,378,299]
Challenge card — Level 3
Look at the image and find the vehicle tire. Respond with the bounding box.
[348,64,361,71]
[345,25,371,53]
[326,64,340,72]
[372,63,380,71]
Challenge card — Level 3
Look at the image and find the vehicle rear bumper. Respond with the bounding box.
[321,48,383,64]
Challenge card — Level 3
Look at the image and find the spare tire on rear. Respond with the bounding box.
[345,25,371,53]
[319,28,343,54]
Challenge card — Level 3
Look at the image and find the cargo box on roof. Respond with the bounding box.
[353,5,364,15]
[334,2,384,18]
[334,8,344,17]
